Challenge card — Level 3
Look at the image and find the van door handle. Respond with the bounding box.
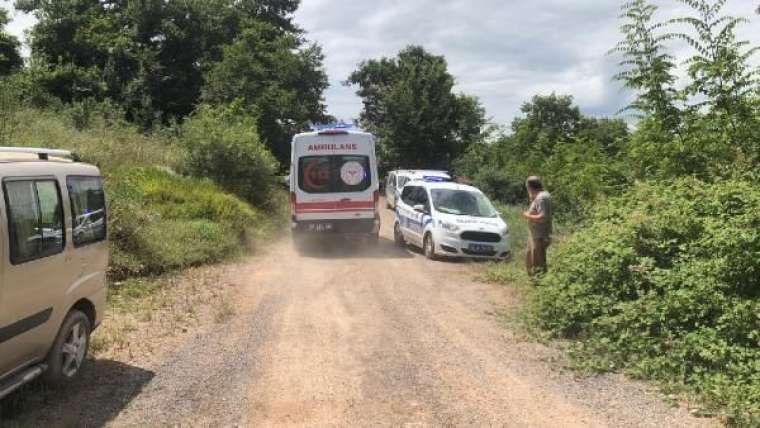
[340,198,351,202]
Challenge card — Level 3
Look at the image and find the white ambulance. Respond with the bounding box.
[290,125,380,243]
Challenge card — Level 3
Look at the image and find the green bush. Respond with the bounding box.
[532,178,760,423]
[542,138,629,221]
[182,103,278,207]
[6,105,283,279]
[108,167,266,278]
[471,167,527,205]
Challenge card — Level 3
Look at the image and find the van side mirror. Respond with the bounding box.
[413,204,427,213]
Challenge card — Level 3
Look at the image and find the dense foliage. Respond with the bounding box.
[182,103,279,208]
[0,9,22,77]
[201,22,329,163]
[532,179,759,423]
[14,0,328,164]
[347,46,487,171]
[455,94,631,220]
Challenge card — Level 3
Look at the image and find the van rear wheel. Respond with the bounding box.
[44,310,91,386]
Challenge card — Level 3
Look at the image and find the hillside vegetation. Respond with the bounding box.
[534,180,759,421]
[4,104,283,279]
[452,1,760,423]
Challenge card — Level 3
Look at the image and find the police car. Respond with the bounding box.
[384,170,451,210]
[393,180,510,260]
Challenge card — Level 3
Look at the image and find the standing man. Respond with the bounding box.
[522,176,553,275]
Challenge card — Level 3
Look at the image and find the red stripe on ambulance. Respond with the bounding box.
[295,200,374,213]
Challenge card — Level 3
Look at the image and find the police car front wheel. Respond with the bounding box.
[393,223,405,247]
[423,234,437,260]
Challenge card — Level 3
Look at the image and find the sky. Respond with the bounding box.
[3,0,760,125]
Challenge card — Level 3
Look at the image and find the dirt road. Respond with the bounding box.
[3,206,713,427]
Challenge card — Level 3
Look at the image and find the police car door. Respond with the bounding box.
[397,185,419,246]
[406,186,429,246]
[414,187,433,241]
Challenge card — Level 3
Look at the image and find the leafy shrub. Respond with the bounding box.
[182,103,278,207]
[542,138,630,221]
[108,167,267,278]
[532,178,760,423]
[472,167,527,205]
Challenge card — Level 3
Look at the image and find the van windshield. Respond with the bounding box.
[431,189,499,218]
[299,155,371,193]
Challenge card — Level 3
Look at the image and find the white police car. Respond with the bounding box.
[385,170,451,210]
[393,180,510,260]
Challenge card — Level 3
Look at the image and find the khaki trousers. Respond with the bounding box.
[526,237,550,276]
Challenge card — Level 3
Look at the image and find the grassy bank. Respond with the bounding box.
[485,203,568,286]
[7,106,286,279]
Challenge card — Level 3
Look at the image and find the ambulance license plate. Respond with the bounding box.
[308,223,333,232]
[468,244,493,253]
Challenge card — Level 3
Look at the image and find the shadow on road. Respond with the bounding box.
[0,358,154,427]
[296,236,414,259]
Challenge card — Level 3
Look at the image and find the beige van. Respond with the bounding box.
[0,148,108,399]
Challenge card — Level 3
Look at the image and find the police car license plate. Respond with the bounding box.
[468,243,493,253]
[308,223,333,232]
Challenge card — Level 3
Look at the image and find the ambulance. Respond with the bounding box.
[290,124,380,243]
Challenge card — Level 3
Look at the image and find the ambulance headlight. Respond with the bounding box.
[439,220,459,232]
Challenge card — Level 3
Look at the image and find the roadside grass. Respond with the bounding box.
[485,203,569,287]
[90,263,243,359]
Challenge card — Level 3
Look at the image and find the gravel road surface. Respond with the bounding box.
[3,205,715,427]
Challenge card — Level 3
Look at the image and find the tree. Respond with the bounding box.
[668,0,759,141]
[201,21,329,164]
[16,0,323,132]
[346,46,486,170]
[611,0,680,131]
[0,7,23,76]
[510,93,583,157]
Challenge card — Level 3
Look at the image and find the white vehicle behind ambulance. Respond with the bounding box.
[290,125,380,243]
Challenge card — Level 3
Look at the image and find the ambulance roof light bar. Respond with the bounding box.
[311,121,358,135]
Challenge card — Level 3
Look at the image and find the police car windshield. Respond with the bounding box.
[431,189,498,218]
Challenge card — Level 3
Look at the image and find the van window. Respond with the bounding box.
[67,176,107,246]
[299,155,371,194]
[4,179,65,264]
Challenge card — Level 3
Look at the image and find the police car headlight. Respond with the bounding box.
[439,221,460,232]
[500,226,509,236]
